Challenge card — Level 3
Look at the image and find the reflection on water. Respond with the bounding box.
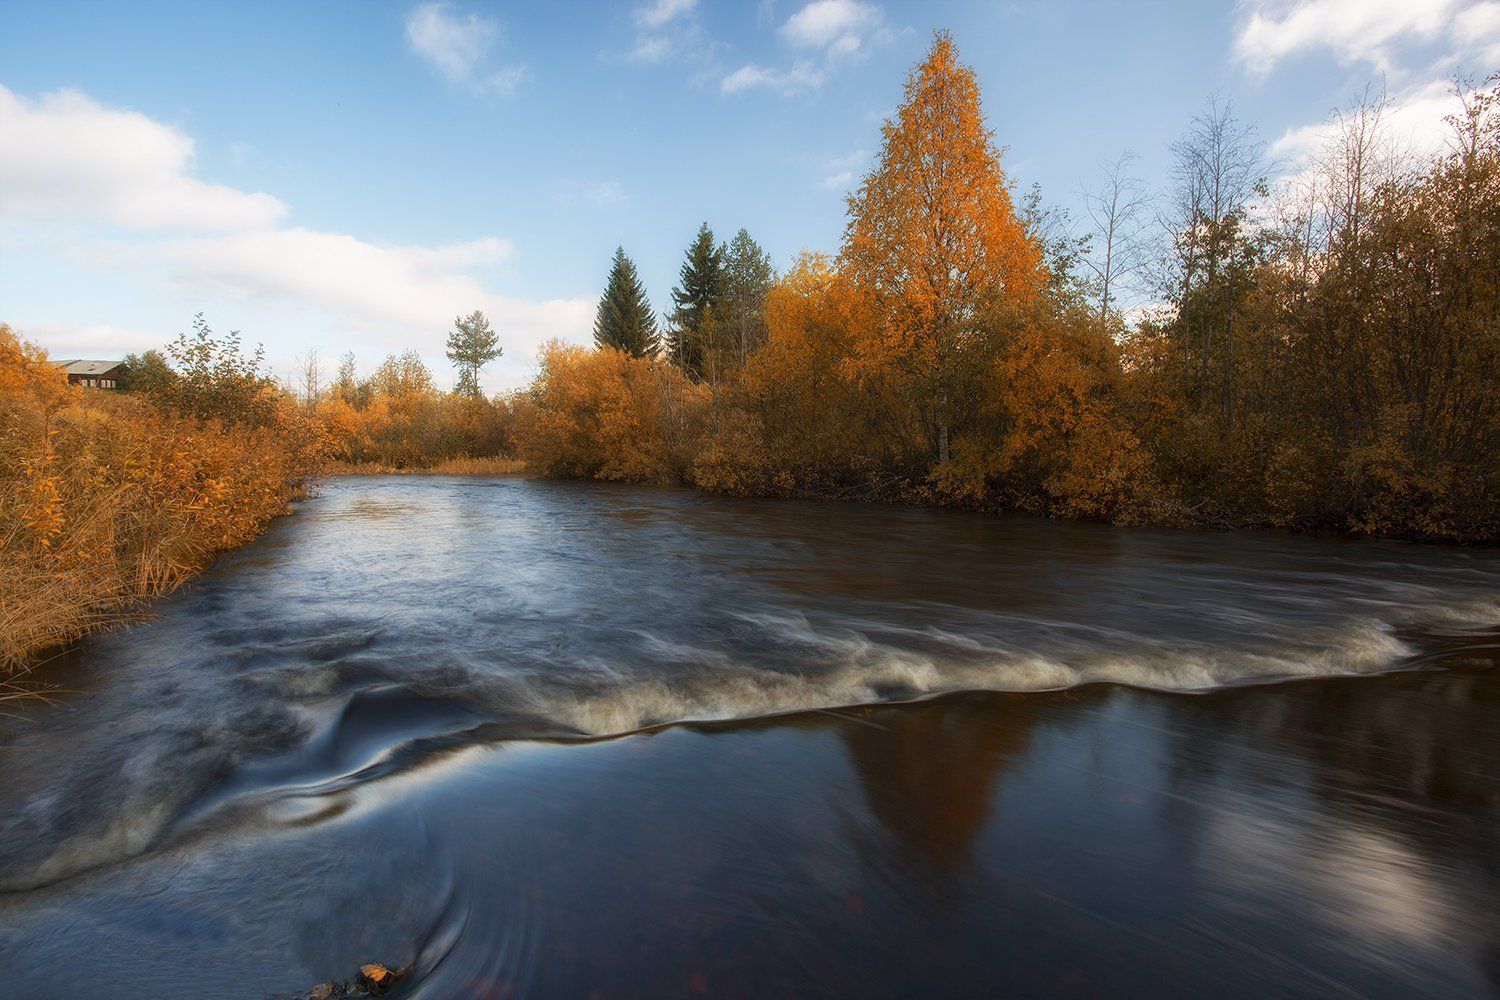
[839,697,1034,873]
[0,476,1497,997]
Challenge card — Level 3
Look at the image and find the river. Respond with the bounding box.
[2,476,1497,997]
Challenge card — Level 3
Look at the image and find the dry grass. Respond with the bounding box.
[328,456,527,476]
[1,325,325,684]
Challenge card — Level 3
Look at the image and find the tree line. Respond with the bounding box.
[20,30,1495,542]
[526,32,1499,542]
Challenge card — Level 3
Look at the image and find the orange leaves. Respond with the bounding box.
[522,342,708,484]
[842,32,1043,333]
[309,359,513,470]
[1,324,325,671]
[836,33,1046,465]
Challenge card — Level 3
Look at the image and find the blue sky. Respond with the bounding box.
[2,0,1495,389]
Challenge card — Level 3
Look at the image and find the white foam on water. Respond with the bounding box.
[523,613,1427,739]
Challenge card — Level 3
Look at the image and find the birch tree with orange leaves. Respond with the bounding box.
[841,30,1044,465]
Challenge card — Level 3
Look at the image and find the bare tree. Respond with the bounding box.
[1159,94,1266,431]
[296,347,323,408]
[1160,94,1264,298]
[334,351,358,402]
[1314,86,1403,253]
[1081,151,1153,321]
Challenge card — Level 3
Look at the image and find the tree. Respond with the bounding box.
[332,351,362,404]
[162,313,280,426]
[841,30,1044,463]
[593,247,659,357]
[372,350,435,398]
[118,349,176,396]
[296,347,324,407]
[718,228,775,361]
[1158,94,1265,429]
[446,310,502,397]
[1081,151,1153,321]
[666,222,725,378]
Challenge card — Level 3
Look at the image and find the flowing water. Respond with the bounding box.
[2,476,1498,997]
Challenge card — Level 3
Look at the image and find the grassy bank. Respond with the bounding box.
[0,325,326,690]
[328,456,526,476]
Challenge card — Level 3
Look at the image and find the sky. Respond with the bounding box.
[2,0,1497,391]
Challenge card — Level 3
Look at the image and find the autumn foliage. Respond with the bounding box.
[311,349,517,471]
[519,342,709,483]
[526,36,1498,541]
[0,323,326,680]
[5,35,1494,688]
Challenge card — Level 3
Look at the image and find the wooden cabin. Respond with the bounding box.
[54,359,129,389]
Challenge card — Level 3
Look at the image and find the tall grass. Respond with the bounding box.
[0,325,326,686]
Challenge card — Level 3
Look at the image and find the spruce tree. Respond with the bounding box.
[719,228,775,360]
[666,221,725,378]
[593,247,659,357]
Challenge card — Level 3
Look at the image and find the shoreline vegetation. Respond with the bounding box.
[519,38,1497,544]
[3,33,1497,683]
[327,457,526,477]
[0,321,325,687]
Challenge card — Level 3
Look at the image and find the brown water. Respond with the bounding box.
[1,476,1497,997]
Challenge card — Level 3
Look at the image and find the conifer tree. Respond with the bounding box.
[446,310,502,398]
[666,221,725,378]
[593,247,659,357]
[719,228,775,361]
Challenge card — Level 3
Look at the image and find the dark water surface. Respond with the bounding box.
[2,476,1498,998]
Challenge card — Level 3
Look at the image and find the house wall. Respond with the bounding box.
[66,371,124,389]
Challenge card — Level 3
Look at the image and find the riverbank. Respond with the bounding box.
[328,456,524,476]
[0,326,325,684]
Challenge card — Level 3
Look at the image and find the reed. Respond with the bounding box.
[0,325,326,682]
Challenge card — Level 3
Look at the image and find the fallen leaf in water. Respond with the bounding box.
[360,963,392,985]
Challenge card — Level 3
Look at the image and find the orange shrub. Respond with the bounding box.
[520,342,708,484]
[0,324,327,679]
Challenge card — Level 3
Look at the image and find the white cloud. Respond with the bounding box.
[628,35,674,63]
[405,2,495,79]
[1231,0,1493,75]
[0,84,592,391]
[781,0,886,56]
[721,62,826,95]
[164,227,589,387]
[1268,78,1465,164]
[1450,1,1500,66]
[723,0,891,96]
[1230,1,1496,260]
[1230,2,1497,175]
[825,149,869,171]
[481,65,529,95]
[624,0,713,65]
[818,149,868,190]
[19,322,165,359]
[634,0,697,29]
[0,86,286,232]
[404,2,526,94]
